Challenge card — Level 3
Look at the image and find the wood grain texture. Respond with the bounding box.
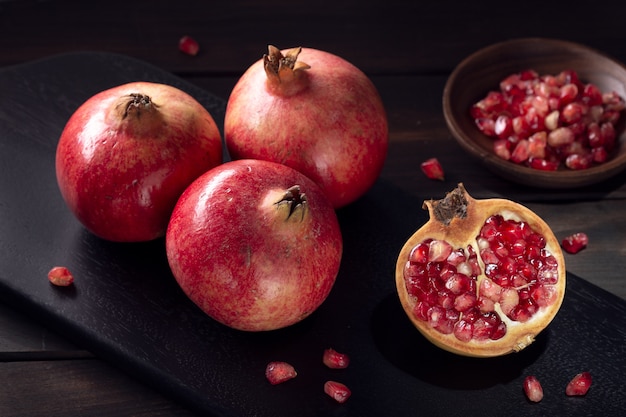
[2,0,626,76]
[0,360,196,417]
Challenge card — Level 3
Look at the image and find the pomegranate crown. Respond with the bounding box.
[263,45,310,83]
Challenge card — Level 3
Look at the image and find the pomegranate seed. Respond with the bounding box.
[493,139,511,160]
[178,35,200,56]
[428,239,453,262]
[265,361,297,385]
[494,114,513,139]
[420,157,445,181]
[587,122,603,147]
[561,232,588,254]
[591,147,608,163]
[531,284,557,307]
[323,348,350,369]
[523,375,544,402]
[528,158,559,171]
[565,372,592,396]
[499,288,519,317]
[583,84,603,106]
[510,139,530,163]
[559,83,578,107]
[324,381,351,403]
[544,110,560,131]
[47,266,74,287]
[600,123,616,150]
[560,102,586,124]
[547,127,575,147]
[565,153,593,170]
[453,292,476,312]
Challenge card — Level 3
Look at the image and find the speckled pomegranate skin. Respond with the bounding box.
[224,47,388,208]
[55,81,222,242]
[165,159,343,331]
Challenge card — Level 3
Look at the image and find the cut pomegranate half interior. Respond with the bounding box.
[395,184,566,357]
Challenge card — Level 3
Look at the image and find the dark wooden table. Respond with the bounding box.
[1,1,625,415]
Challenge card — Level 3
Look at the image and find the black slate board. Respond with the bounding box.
[0,52,625,416]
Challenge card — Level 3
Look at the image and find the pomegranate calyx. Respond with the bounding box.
[112,93,164,136]
[263,45,311,96]
[275,185,308,221]
[426,183,469,226]
[118,93,159,119]
[264,45,311,81]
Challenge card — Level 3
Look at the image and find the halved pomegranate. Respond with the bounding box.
[395,184,566,357]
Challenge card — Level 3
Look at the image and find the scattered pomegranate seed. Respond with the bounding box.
[561,232,588,254]
[420,157,445,181]
[323,348,350,369]
[324,380,351,403]
[523,375,544,402]
[178,35,200,56]
[47,266,74,287]
[265,361,297,385]
[565,371,592,396]
[471,69,624,171]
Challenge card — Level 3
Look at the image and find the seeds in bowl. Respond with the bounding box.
[470,69,625,171]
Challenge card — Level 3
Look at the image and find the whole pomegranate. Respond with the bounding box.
[224,45,389,208]
[55,82,222,242]
[165,159,343,331]
[395,184,566,357]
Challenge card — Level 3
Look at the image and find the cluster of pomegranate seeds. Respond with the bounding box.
[403,214,559,342]
[420,157,445,181]
[477,215,560,322]
[523,375,544,403]
[471,69,625,170]
[323,348,350,369]
[566,371,593,396]
[561,232,589,254]
[265,361,297,385]
[178,35,200,56]
[47,266,74,287]
[323,381,352,404]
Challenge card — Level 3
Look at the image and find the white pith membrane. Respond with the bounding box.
[396,185,566,357]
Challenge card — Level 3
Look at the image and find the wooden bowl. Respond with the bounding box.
[443,38,626,188]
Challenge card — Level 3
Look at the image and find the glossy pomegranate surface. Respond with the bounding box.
[56,81,222,242]
[395,184,566,357]
[166,159,343,331]
[224,45,388,208]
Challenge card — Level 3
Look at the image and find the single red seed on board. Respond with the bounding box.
[523,375,544,402]
[324,380,351,403]
[178,35,200,56]
[565,371,592,396]
[323,348,350,369]
[47,266,74,287]
[420,157,445,181]
[561,232,589,254]
[265,361,297,385]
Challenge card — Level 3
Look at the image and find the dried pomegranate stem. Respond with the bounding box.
[275,185,308,221]
[426,184,469,226]
[263,45,311,84]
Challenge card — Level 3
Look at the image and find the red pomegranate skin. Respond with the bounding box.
[166,159,343,331]
[55,82,222,242]
[225,47,388,208]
